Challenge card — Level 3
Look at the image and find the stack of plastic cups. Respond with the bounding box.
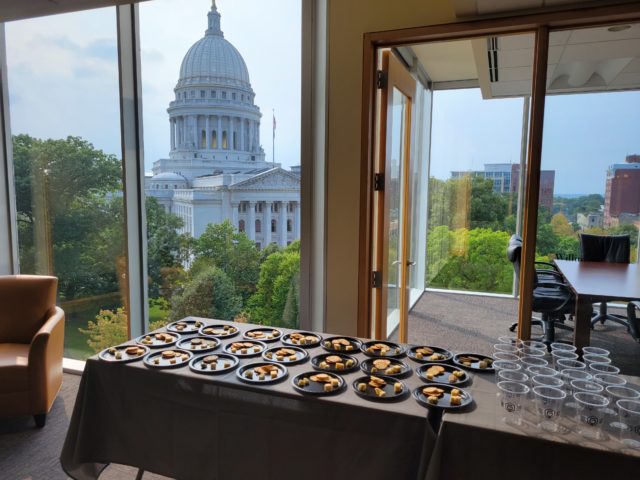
[603,386,640,439]
[618,399,640,448]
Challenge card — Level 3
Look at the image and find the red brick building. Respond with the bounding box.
[510,164,555,211]
[603,155,640,227]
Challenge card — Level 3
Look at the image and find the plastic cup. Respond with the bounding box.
[565,379,603,411]
[498,336,523,348]
[497,381,530,426]
[526,365,558,383]
[593,373,627,389]
[583,354,611,366]
[494,352,520,362]
[589,363,620,376]
[574,392,609,440]
[604,386,640,436]
[582,346,610,357]
[556,359,586,371]
[617,399,640,448]
[498,369,529,384]
[522,340,547,351]
[493,360,520,382]
[494,343,519,354]
[533,386,566,432]
[532,374,563,389]
[520,356,548,370]
[550,342,577,353]
[551,350,579,368]
[519,346,546,359]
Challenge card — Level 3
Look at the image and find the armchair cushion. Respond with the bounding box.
[0,343,29,393]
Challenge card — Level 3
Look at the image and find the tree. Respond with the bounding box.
[169,266,242,321]
[535,224,560,257]
[80,308,128,353]
[550,213,574,237]
[470,177,509,230]
[194,220,261,301]
[248,241,300,328]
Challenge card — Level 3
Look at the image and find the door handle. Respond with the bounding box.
[407,260,416,267]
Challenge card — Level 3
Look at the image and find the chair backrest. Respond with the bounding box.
[506,234,522,279]
[579,233,630,263]
[0,275,58,344]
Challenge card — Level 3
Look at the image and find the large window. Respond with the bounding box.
[6,8,127,359]
[139,0,302,329]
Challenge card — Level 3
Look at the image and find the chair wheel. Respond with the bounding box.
[509,324,517,332]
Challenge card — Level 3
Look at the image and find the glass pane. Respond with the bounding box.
[385,87,408,337]
[539,24,640,266]
[139,0,302,329]
[6,8,127,359]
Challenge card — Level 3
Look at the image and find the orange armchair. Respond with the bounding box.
[0,275,65,427]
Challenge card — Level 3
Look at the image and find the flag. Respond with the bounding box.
[273,113,276,135]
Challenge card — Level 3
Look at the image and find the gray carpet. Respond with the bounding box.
[0,373,171,480]
[404,291,640,376]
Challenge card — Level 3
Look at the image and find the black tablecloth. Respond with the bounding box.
[61,318,437,480]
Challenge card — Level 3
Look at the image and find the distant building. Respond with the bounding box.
[145,2,300,247]
[577,212,603,229]
[450,163,555,210]
[603,154,640,228]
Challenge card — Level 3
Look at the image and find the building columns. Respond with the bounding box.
[240,118,245,151]
[264,201,272,246]
[183,116,187,148]
[170,118,175,149]
[205,115,210,150]
[248,201,256,241]
[279,201,288,247]
[193,115,198,148]
[231,202,239,230]
[217,115,222,149]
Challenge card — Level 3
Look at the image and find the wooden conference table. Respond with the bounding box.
[554,260,640,349]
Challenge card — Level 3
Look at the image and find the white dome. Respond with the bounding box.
[152,172,188,183]
[177,3,251,88]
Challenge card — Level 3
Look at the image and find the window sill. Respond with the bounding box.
[63,357,86,375]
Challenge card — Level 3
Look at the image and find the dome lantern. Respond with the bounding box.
[206,1,222,37]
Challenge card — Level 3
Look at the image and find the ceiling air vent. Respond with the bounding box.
[487,36,499,83]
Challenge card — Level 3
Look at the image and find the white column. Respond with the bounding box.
[231,117,236,150]
[183,116,187,148]
[240,118,245,151]
[205,116,210,150]
[279,201,288,247]
[193,115,199,148]
[264,201,272,246]
[248,201,256,241]
[294,201,300,240]
[217,115,222,149]
[231,202,239,230]
[170,118,175,149]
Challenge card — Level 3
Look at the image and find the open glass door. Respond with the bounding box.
[373,50,417,342]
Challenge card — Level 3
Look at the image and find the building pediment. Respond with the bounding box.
[229,168,300,191]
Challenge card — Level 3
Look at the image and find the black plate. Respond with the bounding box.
[321,336,362,353]
[223,340,267,357]
[199,324,240,339]
[243,327,283,343]
[176,336,219,353]
[189,353,239,375]
[452,353,495,372]
[351,375,409,402]
[237,362,288,385]
[292,371,345,395]
[311,353,359,374]
[143,349,193,369]
[416,363,470,385]
[281,331,322,348]
[135,332,180,349]
[407,345,453,364]
[262,346,309,365]
[361,340,406,359]
[166,319,204,334]
[99,344,149,363]
[360,358,411,378]
[413,383,473,410]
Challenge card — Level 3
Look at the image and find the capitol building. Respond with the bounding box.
[145,1,300,248]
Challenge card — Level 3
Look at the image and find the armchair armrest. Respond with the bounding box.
[536,269,564,280]
[535,261,558,271]
[28,306,65,414]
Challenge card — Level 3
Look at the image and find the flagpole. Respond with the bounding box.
[272,109,275,168]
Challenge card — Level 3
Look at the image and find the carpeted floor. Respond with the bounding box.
[404,290,640,376]
[0,373,171,480]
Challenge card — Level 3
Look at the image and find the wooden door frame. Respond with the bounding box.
[357,3,640,338]
[373,50,417,341]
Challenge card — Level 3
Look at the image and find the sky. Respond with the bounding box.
[5,0,301,171]
[430,88,640,195]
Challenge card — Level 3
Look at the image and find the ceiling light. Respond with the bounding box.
[607,25,631,33]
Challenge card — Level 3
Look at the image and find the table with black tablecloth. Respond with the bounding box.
[61,318,438,480]
[425,373,640,479]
